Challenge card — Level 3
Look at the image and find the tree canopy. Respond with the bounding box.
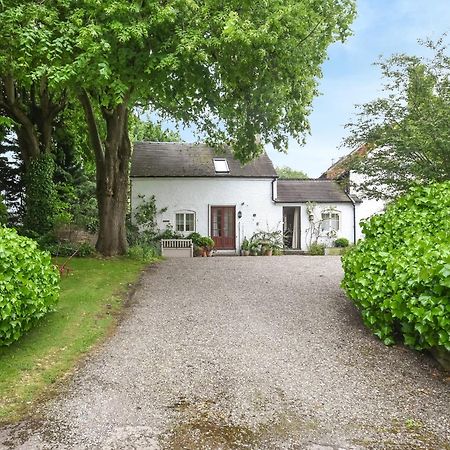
[276,166,308,179]
[344,38,450,200]
[130,116,181,143]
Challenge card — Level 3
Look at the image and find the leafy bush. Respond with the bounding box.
[198,236,215,249]
[248,229,284,253]
[308,243,325,255]
[0,227,60,345]
[158,226,183,240]
[241,238,250,251]
[187,232,203,247]
[43,241,95,257]
[342,182,450,352]
[128,243,160,262]
[334,237,349,248]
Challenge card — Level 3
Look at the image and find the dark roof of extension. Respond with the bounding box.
[131,142,277,178]
[276,179,354,203]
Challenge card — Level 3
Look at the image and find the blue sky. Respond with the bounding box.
[164,0,450,177]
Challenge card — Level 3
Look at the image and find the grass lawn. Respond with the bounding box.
[0,256,154,424]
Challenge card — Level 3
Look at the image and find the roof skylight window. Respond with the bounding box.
[213,158,229,173]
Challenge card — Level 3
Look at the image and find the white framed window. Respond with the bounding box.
[213,158,229,173]
[175,212,195,232]
[321,211,340,232]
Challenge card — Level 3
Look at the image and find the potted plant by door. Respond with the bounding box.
[205,237,215,256]
[260,240,273,256]
[250,241,260,256]
[241,238,250,256]
[198,236,215,256]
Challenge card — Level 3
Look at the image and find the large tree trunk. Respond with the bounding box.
[95,112,130,256]
[79,90,131,256]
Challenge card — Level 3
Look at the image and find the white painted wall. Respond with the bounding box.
[131,177,282,251]
[349,171,387,240]
[132,177,358,252]
[277,202,356,250]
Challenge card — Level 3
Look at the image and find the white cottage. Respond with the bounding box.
[130,142,359,253]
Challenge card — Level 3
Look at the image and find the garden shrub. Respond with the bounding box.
[0,227,60,346]
[334,237,349,248]
[187,232,203,247]
[308,243,325,255]
[342,182,450,353]
[43,241,95,257]
[128,243,160,262]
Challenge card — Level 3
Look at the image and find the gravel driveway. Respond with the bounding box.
[1,256,449,450]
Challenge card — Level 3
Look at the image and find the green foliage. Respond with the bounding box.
[53,105,99,232]
[187,233,214,256]
[23,154,59,235]
[134,195,166,239]
[0,227,60,346]
[342,182,450,352]
[187,232,203,247]
[127,243,160,262]
[0,195,7,225]
[241,238,250,251]
[197,236,215,250]
[128,194,169,246]
[157,226,183,240]
[276,166,308,179]
[41,241,94,258]
[70,0,355,158]
[308,242,325,255]
[130,116,181,142]
[334,237,349,248]
[345,38,450,199]
[248,229,284,255]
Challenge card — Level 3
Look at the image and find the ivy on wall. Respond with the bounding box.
[23,154,58,235]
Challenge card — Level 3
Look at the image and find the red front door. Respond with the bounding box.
[211,206,236,250]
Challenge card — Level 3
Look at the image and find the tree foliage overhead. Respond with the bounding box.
[130,116,181,143]
[276,166,308,179]
[344,37,450,200]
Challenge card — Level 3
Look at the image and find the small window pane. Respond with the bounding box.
[321,211,339,232]
[185,213,195,231]
[213,158,229,173]
[175,212,195,232]
[176,213,184,231]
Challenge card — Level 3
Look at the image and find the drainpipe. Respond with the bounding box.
[346,192,357,245]
[271,178,278,203]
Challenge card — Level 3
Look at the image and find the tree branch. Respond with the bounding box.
[79,89,105,168]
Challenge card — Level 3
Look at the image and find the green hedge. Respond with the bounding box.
[342,182,450,352]
[0,227,60,345]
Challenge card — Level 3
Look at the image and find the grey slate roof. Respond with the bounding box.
[131,142,277,178]
[276,179,353,203]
